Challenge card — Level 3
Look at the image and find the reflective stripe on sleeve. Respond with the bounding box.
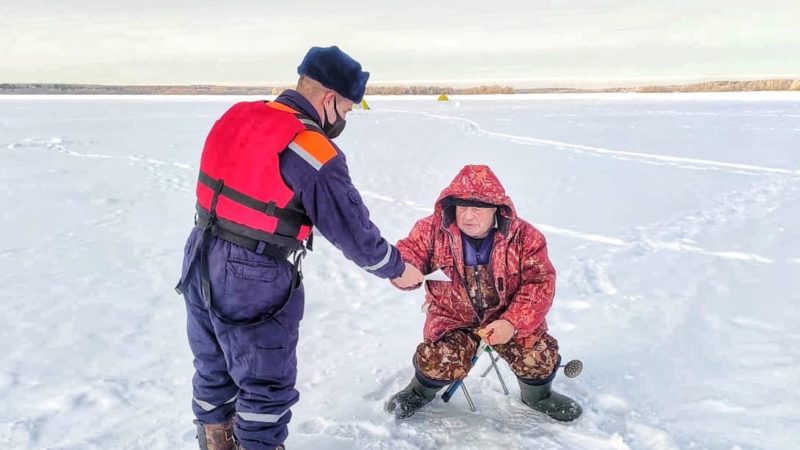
[363,244,393,272]
[287,131,337,170]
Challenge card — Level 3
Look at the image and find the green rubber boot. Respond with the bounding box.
[385,376,442,419]
[518,378,582,422]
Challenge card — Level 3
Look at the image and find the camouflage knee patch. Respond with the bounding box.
[493,333,559,380]
[414,330,480,382]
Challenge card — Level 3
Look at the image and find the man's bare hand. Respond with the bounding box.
[390,263,424,290]
[479,319,515,345]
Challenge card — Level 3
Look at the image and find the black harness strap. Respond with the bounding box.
[198,179,224,313]
[174,180,224,297]
[197,171,311,227]
[176,180,306,327]
[194,208,305,253]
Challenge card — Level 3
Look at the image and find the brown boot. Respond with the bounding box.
[195,417,236,450]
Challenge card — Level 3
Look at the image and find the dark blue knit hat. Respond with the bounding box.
[297,46,370,103]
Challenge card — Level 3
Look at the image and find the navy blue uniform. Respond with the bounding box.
[180,90,404,449]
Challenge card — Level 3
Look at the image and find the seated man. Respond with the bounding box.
[385,165,581,422]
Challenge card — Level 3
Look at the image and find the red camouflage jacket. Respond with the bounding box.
[396,165,556,348]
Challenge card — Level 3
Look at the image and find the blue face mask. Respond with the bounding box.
[322,96,346,139]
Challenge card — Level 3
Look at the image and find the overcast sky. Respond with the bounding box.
[2,0,799,87]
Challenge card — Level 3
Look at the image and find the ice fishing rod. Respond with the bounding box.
[442,341,490,403]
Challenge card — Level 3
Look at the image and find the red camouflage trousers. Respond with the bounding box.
[414,329,560,382]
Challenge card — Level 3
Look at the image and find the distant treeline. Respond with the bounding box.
[368,85,515,95]
[1,79,798,95]
[515,79,800,93]
[0,84,271,95]
[0,83,517,95]
[631,79,800,93]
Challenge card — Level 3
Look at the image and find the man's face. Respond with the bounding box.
[455,205,497,239]
[322,91,354,120]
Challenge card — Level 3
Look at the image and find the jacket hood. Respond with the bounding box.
[434,165,517,230]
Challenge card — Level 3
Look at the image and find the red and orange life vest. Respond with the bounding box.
[195,101,332,249]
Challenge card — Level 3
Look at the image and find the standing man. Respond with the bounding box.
[176,46,424,450]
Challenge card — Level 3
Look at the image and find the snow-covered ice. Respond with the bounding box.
[1,93,798,449]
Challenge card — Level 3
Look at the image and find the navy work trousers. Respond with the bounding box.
[180,228,304,449]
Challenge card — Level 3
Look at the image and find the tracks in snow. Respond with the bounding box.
[380,109,800,177]
[369,110,799,265]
